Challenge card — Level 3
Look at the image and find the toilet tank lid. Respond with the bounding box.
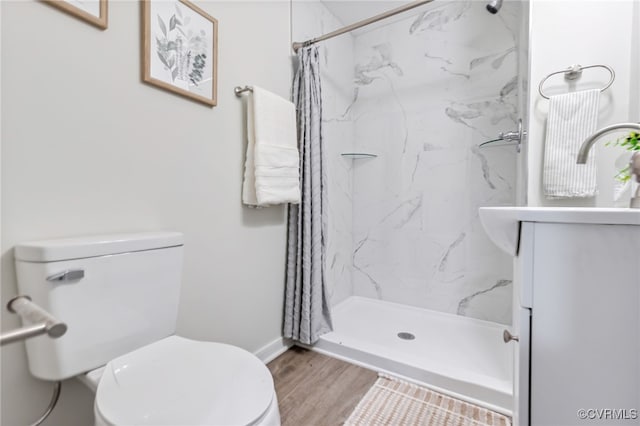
[15,232,184,262]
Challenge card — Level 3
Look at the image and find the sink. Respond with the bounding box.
[479,207,640,255]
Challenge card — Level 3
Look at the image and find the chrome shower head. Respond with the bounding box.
[486,0,503,14]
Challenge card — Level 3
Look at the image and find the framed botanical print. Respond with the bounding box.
[142,0,218,107]
[43,0,108,30]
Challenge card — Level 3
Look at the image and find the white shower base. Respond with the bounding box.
[312,296,513,415]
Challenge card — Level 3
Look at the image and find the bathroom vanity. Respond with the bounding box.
[480,208,640,426]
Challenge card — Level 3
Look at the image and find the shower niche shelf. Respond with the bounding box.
[341,152,378,159]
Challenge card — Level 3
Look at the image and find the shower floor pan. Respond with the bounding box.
[311,296,513,415]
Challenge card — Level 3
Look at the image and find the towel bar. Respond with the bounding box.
[538,64,615,99]
[234,86,253,97]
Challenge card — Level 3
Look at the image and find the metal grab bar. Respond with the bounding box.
[0,296,67,346]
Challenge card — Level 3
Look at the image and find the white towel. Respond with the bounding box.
[242,86,301,207]
[543,89,600,199]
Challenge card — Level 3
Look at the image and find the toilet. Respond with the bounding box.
[14,232,281,426]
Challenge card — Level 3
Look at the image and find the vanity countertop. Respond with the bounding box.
[479,207,640,255]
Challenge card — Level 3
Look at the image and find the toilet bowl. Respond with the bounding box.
[14,232,281,426]
[80,336,280,426]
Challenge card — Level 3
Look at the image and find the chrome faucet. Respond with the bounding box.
[576,122,640,208]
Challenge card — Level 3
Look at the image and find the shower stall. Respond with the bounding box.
[291,0,528,414]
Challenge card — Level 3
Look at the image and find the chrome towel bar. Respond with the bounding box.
[0,296,67,346]
[234,86,253,97]
[538,64,615,99]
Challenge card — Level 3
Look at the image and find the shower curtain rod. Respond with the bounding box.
[292,0,435,52]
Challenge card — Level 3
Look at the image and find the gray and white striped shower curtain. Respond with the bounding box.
[283,46,333,345]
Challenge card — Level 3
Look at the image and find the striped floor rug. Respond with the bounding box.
[345,375,511,426]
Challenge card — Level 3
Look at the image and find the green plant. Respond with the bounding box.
[606,131,640,183]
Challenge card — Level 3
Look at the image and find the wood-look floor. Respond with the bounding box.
[267,347,378,426]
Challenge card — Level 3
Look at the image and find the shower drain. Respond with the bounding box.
[397,332,416,340]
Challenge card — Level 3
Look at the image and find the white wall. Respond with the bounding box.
[1,1,291,425]
[0,2,3,423]
[631,0,640,119]
[527,0,636,207]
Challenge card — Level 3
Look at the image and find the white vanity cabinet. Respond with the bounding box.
[480,208,640,426]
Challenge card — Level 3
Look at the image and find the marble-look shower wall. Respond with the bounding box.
[348,1,520,324]
[291,2,356,307]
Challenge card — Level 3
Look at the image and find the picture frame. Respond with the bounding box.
[43,0,108,30]
[142,0,218,107]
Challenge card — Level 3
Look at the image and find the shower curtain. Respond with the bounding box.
[283,46,333,345]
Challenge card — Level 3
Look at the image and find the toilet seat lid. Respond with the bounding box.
[95,336,275,425]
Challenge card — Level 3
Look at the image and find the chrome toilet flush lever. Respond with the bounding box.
[46,269,85,282]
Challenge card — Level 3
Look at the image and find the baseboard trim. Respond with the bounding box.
[254,336,294,364]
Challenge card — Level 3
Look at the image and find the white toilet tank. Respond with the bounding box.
[14,232,184,381]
